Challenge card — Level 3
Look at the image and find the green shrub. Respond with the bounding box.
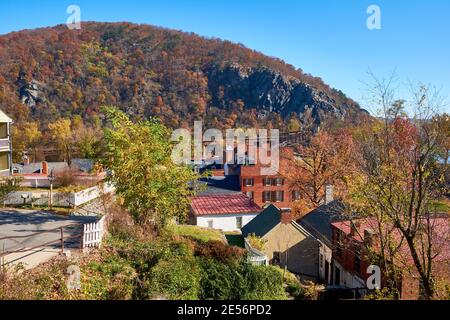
[199,258,245,300]
[0,229,288,301]
[147,253,201,300]
[137,240,200,300]
[199,258,287,300]
[84,254,137,300]
[241,264,287,300]
[246,233,267,251]
[195,240,245,263]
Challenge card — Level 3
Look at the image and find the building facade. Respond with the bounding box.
[0,109,13,176]
[242,204,320,280]
[227,147,300,209]
[331,218,450,299]
[189,194,261,232]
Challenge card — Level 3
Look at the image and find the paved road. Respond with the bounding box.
[0,209,97,254]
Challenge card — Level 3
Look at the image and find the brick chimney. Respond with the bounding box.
[280,208,292,225]
[41,161,49,175]
[325,185,334,205]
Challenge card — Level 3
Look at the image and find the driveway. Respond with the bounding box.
[0,209,97,268]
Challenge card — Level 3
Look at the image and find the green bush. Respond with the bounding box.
[199,258,245,300]
[241,264,287,300]
[199,258,287,300]
[122,238,201,300]
[85,254,137,300]
[195,240,245,263]
[147,253,201,300]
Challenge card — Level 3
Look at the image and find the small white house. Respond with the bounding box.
[189,194,261,232]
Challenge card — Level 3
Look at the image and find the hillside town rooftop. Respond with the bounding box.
[190,194,261,216]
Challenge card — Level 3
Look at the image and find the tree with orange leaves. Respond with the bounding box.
[281,129,355,211]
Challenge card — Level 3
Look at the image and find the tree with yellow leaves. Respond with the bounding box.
[48,118,74,165]
[12,122,42,163]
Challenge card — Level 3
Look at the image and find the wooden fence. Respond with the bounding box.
[0,216,107,266]
[81,215,106,248]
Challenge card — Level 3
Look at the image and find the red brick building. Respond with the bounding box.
[238,163,299,209]
[331,218,450,299]
[227,147,300,209]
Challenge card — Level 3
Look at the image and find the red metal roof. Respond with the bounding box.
[191,194,261,216]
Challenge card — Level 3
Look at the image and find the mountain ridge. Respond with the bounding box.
[0,22,368,130]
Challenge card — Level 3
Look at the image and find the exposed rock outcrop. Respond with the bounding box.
[208,63,366,125]
[16,73,44,108]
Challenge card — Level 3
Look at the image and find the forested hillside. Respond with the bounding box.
[0,22,367,130]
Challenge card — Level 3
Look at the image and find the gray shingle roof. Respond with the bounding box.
[197,176,241,196]
[297,200,348,246]
[241,204,281,238]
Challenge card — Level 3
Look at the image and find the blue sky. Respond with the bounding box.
[0,0,449,113]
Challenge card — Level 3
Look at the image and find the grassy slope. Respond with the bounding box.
[169,224,225,243]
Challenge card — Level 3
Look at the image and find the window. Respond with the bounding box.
[236,217,243,229]
[275,191,284,202]
[262,191,271,203]
[292,190,301,201]
[243,178,254,187]
[207,220,214,229]
[246,191,254,200]
[263,177,272,186]
[272,252,281,265]
[263,177,284,186]
[319,254,324,268]
[262,191,284,203]
[0,123,7,139]
[0,152,9,171]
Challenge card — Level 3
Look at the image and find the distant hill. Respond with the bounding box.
[0,22,368,130]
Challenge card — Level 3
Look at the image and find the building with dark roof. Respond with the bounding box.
[242,204,320,280]
[12,159,104,188]
[298,200,348,246]
[297,200,349,285]
[197,176,241,196]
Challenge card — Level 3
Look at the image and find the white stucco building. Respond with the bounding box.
[189,194,261,232]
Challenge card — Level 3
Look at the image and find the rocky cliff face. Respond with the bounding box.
[16,73,44,108]
[208,63,365,125]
